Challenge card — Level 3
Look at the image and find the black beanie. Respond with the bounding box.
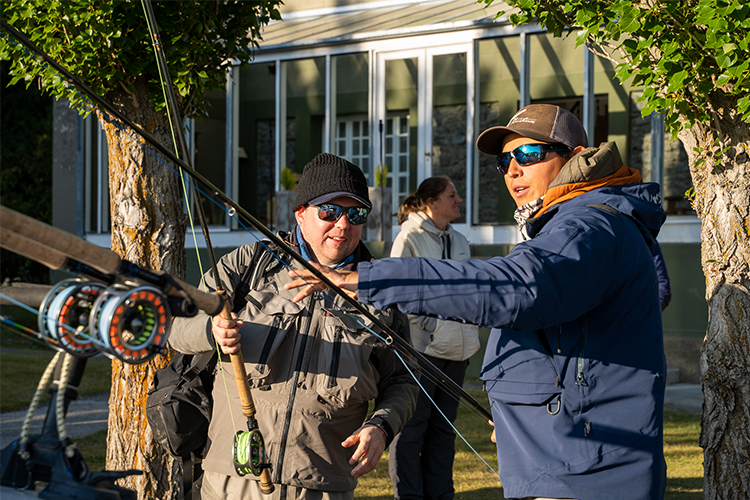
[292,153,372,210]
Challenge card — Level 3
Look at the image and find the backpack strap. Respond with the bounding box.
[180,351,216,385]
[231,240,283,313]
[181,453,194,500]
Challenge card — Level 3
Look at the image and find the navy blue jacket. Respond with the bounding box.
[358,144,668,499]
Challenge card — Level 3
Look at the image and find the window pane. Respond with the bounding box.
[432,52,468,223]
[285,57,326,172]
[333,53,370,180]
[239,62,276,226]
[629,91,694,215]
[194,88,227,225]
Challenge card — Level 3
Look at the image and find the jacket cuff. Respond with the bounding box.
[357,262,372,304]
[364,417,395,447]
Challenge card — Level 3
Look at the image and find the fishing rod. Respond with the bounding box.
[141,0,274,492]
[0,206,224,363]
[0,19,492,421]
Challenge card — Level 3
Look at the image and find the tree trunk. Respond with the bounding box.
[100,78,188,500]
[679,94,750,499]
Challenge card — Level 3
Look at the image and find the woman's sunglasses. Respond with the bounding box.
[316,203,369,225]
[496,143,572,175]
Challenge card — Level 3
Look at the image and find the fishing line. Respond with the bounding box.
[2,22,495,463]
[140,0,241,436]
[0,314,49,347]
[0,291,104,351]
[385,338,499,478]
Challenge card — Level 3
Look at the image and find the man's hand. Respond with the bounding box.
[212,312,243,354]
[489,420,496,443]
[341,424,387,477]
[284,264,359,303]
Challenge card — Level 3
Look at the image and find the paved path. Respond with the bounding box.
[0,393,110,450]
[664,383,704,414]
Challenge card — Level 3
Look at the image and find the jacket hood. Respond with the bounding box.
[401,211,454,236]
[527,142,666,244]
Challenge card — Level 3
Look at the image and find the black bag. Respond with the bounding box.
[146,351,216,500]
[146,351,217,460]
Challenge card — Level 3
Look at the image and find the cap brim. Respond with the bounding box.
[476,125,565,155]
[308,192,372,210]
[476,126,515,155]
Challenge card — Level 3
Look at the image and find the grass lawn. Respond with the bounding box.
[0,309,112,412]
[68,388,702,498]
[352,388,703,500]
[1,317,702,497]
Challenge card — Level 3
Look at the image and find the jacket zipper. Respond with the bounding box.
[274,294,314,484]
[256,316,281,375]
[327,326,343,389]
[576,315,588,386]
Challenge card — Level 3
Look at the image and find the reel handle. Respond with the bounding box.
[219,292,275,494]
[258,467,275,495]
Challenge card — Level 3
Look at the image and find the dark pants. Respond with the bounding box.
[389,355,468,500]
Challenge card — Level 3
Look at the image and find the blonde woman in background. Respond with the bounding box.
[388,176,480,500]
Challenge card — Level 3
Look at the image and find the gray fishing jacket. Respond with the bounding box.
[170,231,418,492]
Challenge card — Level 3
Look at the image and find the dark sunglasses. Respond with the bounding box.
[316,203,369,225]
[496,143,572,175]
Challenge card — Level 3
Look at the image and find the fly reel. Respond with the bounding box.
[232,429,270,477]
[38,279,106,357]
[89,283,171,364]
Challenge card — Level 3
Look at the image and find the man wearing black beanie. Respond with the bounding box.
[171,153,418,500]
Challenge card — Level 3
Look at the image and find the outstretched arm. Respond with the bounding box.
[285,264,359,302]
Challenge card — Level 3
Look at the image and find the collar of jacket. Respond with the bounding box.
[285,226,375,270]
[535,141,643,218]
[403,211,453,236]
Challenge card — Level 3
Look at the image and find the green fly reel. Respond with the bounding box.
[89,283,171,364]
[232,429,270,477]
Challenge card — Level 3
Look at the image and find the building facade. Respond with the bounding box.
[54,0,704,381]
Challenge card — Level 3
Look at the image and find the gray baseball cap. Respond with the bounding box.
[476,104,589,155]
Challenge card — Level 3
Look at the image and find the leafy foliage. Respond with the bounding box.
[0,0,282,119]
[481,0,750,137]
[375,164,389,188]
[279,167,300,191]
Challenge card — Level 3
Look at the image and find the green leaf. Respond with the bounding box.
[716,72,731,86]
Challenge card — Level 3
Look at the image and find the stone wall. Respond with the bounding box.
[431,104,468,223]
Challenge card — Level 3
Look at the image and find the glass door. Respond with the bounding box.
[374,46,473,227]
[374,50,424,216]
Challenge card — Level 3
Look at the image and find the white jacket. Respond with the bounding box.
[390,211,480,361]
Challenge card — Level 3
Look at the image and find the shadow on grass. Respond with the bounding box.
[665,477,703,500]
[355,487,505,500]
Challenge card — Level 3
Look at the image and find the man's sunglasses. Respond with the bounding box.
[316,203,369,225]
[496,144,572,175]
